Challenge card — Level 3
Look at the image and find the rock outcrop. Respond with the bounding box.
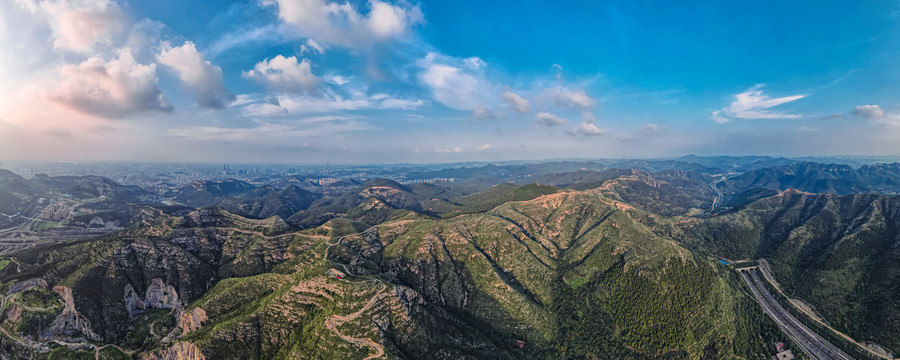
[124,284,146,315]
[124,278,181,316]
[4,304,21,324]
[176,307,207,335]
[42,286,98,341]
[140,342,205,360]
[145,278,180,309]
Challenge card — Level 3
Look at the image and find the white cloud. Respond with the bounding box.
[16,0,126,52]
[567,122,606,136]
[476,143,491,151]
[47,48,172,118]
[239,92,423,116]
[433,146,463,153]
[464,56,486,70]
[711,110,731,124]
[852,104,884,119]
[243,55,320,93]
[206,24,281,57]
[716,84,806,121]
[324,74,350,85]
[300,39,326,55]
[157,41,235,109]
[541,86,593,110]
[534,112,566,127]
[472,107,504,120]
[263,0,423,48]
[501,90,530,113]
[565,111,606,136]
[169,117,370,142]
[418,52,490,110]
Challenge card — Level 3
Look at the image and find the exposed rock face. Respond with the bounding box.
[6,278,47,294]
[140,342,205,360]
[124,284,146,315]
[144,278,180,309]
[4,304,21,324]
[176,307,207,335]
[124,278,180,316]
[42,286,98,341]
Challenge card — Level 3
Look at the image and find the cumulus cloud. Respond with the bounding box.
[262,0,423,48]
[501,90,530,113]
[715,84,806,121]
[418,52,490,110]
[243,55,321,93]
[157,41,235,109]
[568,122,606,136]
[541,86,592,110]
[565,112,606,136]
[534,112,566,127]
[852,104,884,119]
[16,0,126,52]
[47,48,172,118]
[476,143,491,151]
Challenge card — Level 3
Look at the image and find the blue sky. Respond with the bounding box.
[0,0,899,163]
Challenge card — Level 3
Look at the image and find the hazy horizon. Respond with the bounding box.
[2,1,900,163]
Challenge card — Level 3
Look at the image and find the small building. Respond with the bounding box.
[772,350,794,360]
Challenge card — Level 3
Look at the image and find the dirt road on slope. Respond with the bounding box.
[322,229,387,359]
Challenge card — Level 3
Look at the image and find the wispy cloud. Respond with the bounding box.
[169,117,370,142]
[238,91,424,116]
[501,90,530,113]
[534,112,567,127]
[714,84,806,122]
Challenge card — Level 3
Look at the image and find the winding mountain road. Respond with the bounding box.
[322,229,386,359]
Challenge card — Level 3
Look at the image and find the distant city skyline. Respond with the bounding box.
[1,0,899,163]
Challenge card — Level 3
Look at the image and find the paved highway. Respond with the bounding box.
[709,177,725,211]
[741,268,854,360]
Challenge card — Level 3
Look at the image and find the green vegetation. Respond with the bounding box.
[2,168,894,359]
[33,221,59,232]
[35,347,95,360]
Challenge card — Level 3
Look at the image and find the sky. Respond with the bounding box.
[0,0,899,164]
